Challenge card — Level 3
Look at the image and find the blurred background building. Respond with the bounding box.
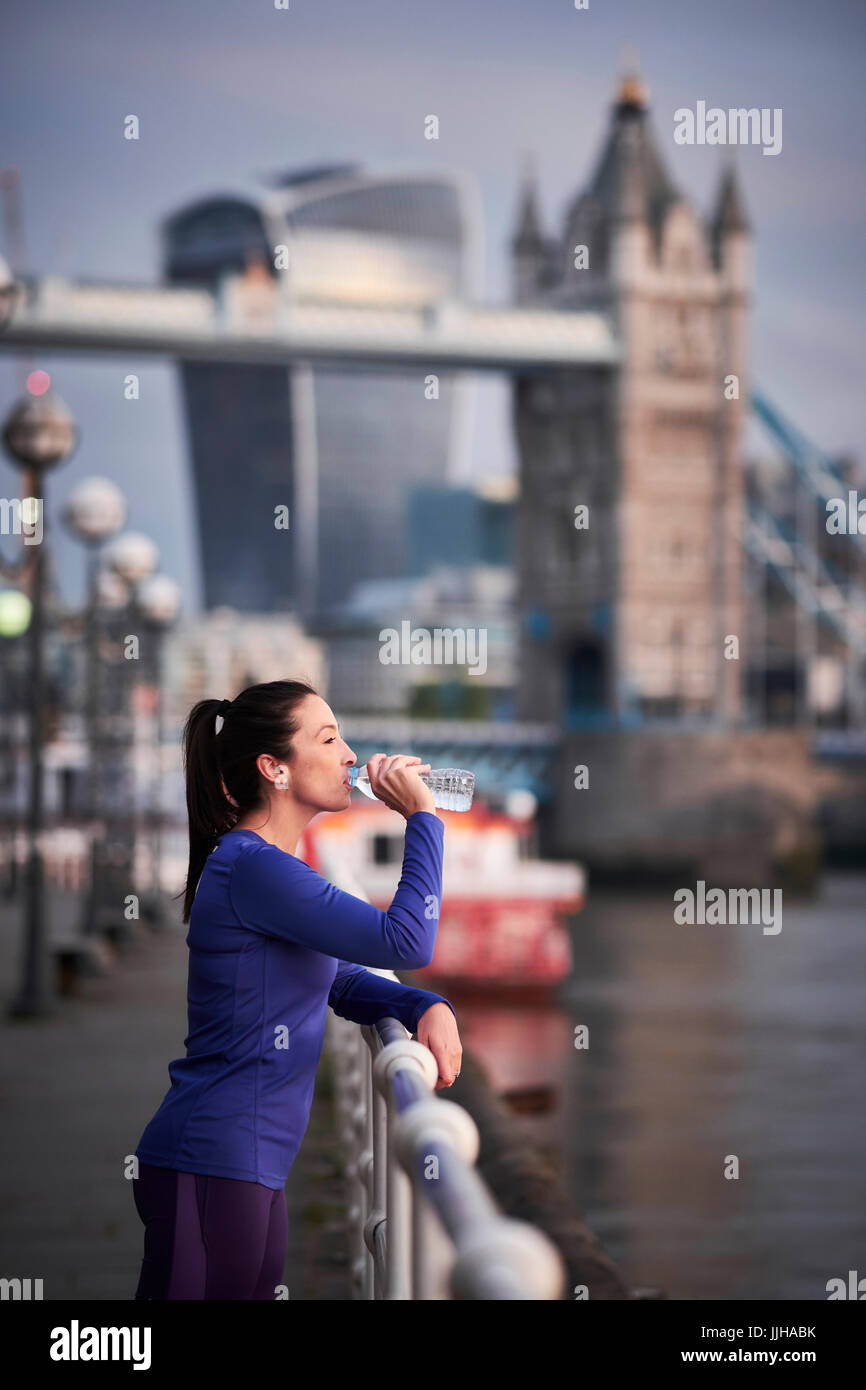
[163,164,481,619]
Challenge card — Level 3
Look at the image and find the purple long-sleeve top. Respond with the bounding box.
[135,812,453,1189]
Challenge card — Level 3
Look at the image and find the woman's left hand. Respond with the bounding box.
[416,1002,463,1090]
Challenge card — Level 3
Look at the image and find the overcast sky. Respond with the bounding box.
[1,0,864,612]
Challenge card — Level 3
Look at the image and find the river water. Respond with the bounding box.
[451,871,866,1300]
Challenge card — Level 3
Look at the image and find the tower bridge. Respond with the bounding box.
[1,68,862,872]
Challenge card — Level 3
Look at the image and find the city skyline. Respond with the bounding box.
[1,0,863,615]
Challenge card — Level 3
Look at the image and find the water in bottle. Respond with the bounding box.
[349,765,475,812]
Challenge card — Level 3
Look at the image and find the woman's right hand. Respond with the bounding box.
[366,754,436,819]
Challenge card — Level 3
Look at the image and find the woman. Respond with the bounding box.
[132,678,462,1300]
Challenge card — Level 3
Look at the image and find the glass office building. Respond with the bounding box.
[162,165,479,615]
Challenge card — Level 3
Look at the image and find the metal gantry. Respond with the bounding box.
[747,390,866,726]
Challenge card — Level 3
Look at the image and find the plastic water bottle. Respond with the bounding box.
[349,765,475,812]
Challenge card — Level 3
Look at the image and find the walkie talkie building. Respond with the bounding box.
[162,164,480,617]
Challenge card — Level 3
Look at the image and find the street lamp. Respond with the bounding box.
[62,478,126,938]
[103,531,159,937]
[93,563,131,929]
[3,387,78,1017]
[63,477,127,545]
[0,588,31,636]
[96,568,129,612]
[2,387,77,478]
[0,254,18,332]
[138,574,181,924]
[0,589,31,900]
[138,573,181,626]
[105,532,160,588]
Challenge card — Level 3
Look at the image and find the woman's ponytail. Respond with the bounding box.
[178,699,237,924]
[174,679,318,923]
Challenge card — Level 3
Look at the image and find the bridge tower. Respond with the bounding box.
[511,68,752,728]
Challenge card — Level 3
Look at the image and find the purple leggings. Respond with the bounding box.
[133,1162,288,1300]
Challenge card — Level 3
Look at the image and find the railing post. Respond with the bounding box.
[345,1029,368,1298]
[361,1026,389,1299]
[385,1096,413,1299]
[360,1039,374,1299]
[412,1187,454,1300]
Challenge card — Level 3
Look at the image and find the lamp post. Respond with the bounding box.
[96,567,129,612]
[103,532,159,934]
[0,588,32,899]
[93,565,131,908]
[0,254,19,332]
[3,386,78,1017]
[137,574,181,924]
[61,478,127,936]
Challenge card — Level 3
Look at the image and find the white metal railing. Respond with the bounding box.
[318,840,566,1300]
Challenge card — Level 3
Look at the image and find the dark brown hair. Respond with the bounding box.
[174,678,319,923]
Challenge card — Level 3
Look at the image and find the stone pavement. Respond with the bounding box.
[0,887,350,1301]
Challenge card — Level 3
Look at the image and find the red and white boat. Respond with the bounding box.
[301,799,584,994]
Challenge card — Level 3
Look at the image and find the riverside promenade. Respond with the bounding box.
[0,888,350,1301]
[0,884,632,1300]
